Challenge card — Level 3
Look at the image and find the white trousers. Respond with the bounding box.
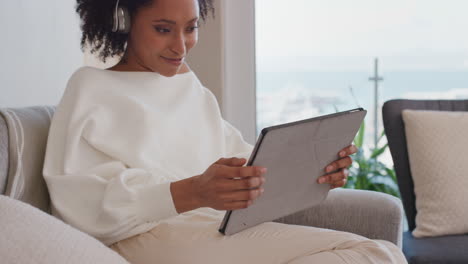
[110,208,407,264]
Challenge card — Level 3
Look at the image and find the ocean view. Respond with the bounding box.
[256,70,468,131]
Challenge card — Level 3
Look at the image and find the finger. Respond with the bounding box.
[219,176,266,191]
[215,157,247,167]
[217,166,267,179]
[324,156,353,173]
[223,200,253,210]
[338,145,358,158]
[220,188,264,202]
[317,168,348,184]
[331,178,347,188]
[330,170,349,186]
[239,166,267,178]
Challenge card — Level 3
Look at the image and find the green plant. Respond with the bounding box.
[343,122,401,198]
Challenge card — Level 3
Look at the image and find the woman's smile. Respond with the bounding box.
[161,56,184,66]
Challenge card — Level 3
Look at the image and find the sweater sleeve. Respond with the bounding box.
[42,70,179,245]
[222,119,254,161]
[199,84,254,161]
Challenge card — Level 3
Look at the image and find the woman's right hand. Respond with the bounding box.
[192,157,267,211]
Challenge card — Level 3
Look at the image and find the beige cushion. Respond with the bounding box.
[0,195,129,264]
[0,106,55,213]
[402,109,468,237]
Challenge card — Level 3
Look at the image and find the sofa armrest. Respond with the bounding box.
[274,188,404,248]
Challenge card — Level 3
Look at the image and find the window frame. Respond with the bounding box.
[221,0,257,145]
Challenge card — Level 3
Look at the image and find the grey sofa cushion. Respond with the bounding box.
[0,115,8,194]
[275,188,404,247]
[403,231,468,264]
[0,106,55,213]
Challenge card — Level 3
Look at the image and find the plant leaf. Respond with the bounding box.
[370,143,388,159]
[347,124,401,198]
[354,122,365,148]
[377,130,386,144]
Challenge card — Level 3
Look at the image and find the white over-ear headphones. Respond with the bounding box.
[112,0,131,33]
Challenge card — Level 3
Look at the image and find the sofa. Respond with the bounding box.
[383,99,468,263]
[0,106,405,263]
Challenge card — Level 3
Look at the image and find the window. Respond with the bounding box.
[255,0,468,149]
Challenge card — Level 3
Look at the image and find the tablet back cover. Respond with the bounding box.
[220,109,366,235]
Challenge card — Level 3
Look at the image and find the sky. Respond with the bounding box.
[255,0,468,71]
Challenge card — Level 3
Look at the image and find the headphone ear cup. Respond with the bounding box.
[112,6,130,33]
[120,6,131,33]
[117,7,131,33]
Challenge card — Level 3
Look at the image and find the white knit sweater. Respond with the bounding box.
[43,67,253,246]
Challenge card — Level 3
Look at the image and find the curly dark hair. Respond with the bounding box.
[76,0,214,63]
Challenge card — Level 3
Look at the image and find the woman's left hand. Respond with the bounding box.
[316,145,358,189]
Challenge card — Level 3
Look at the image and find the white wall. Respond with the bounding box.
[0,1,83,107]
[186,0,224,104]
[221,0,257,144]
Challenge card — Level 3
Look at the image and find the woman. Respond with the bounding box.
[43,0,407,263]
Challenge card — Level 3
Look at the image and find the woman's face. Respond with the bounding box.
[125,0,199,76]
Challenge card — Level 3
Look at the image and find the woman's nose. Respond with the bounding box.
[170,33,186,56]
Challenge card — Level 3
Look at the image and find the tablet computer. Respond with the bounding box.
[218,108,367,235]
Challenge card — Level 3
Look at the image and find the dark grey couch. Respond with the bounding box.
[383,99,468,264]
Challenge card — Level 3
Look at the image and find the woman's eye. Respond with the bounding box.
[154,27,170,33]
[187,26,199,33]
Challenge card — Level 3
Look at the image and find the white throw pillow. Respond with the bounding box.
[0,195,129,264]
[402,110,468,238]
